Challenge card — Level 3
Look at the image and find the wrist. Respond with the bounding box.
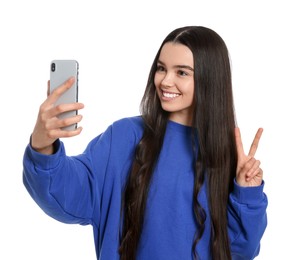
[30,135,54,155]
[33,145,54,155]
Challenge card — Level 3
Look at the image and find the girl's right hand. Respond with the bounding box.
[31,77,84,154]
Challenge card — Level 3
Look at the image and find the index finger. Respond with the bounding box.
[235,127,245,159]
[248,128,263,157]
[47,77,75,104]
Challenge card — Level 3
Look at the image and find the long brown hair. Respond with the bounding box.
[119,26,237,260]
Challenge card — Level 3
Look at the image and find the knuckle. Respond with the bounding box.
[47,131,55,139]
[61,117,72,125]
[245,160,253,168]
[39,104,47,114]
[44,121,52,131]
[40,114,47,125]
[55,104,65,113]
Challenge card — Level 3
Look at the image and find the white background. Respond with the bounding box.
[0,0,288,259]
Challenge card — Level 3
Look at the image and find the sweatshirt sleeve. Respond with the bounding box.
[23,125,113,227]
[228,180,268,260]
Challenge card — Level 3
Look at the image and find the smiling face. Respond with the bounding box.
[154,42,194,126]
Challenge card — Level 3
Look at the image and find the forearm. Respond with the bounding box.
[228,180,268,259]
[23,140,96,225]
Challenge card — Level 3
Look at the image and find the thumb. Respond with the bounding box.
[47,80,50,97]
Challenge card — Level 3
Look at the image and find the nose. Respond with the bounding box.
[161,72,175,88]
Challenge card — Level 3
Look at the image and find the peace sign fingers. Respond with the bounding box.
[235,127,264,187]
[235,127,263,159]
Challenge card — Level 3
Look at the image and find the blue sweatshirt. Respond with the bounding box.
[23,116,267,260]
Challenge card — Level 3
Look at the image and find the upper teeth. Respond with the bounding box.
[163,92,180,98]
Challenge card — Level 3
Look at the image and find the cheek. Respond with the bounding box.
[154,74,159,88]
[186,81,194,95]
[154,72,165,88]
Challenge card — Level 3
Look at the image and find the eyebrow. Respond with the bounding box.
[157,60,194,71]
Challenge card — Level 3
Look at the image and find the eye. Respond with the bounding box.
[156,65,166,72]
[177,70,188,76]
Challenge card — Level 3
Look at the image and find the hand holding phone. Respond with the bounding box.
[31,75,84,155]
[50,60,79,131]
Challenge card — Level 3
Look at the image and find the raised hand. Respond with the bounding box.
[235,127,264,187]
[31,77,84,155]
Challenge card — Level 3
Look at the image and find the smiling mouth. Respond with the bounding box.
[162,91,181,99]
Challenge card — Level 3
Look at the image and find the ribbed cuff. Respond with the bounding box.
[27,138,64,170]
[232,179,265,204]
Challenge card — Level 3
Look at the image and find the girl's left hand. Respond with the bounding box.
[235,127,264,187]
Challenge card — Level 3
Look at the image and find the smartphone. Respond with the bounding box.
[50,60,79,131]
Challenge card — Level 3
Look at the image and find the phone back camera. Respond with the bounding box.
[51,63,56,72]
